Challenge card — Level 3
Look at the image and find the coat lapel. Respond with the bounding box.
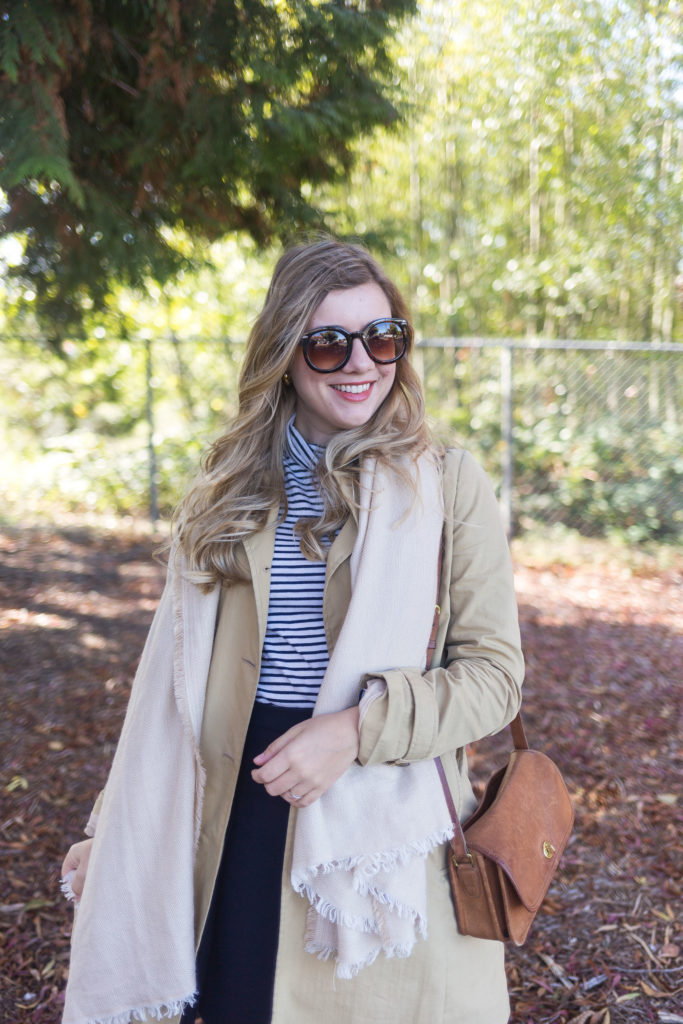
[172,506,277,748]
[322,514,357,653]
[242,507,279,652]
[173,502,354,739]
[327,515,356,580]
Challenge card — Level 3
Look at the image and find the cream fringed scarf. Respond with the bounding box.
[291,454,453,977]
[61,455,452,1023]
[61,565,220,1024]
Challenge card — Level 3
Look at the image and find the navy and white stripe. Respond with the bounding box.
[255,420,330,709]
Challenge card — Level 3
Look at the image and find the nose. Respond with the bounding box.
[343,334,375,373]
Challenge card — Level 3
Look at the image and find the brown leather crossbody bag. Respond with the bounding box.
[435,718,574,945]
[427,547,574,945]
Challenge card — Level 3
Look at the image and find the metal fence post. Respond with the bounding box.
[500,343,514,538]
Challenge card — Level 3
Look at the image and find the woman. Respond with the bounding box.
[61,239,523,1024]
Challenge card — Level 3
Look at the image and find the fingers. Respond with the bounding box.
[251,709,360,806]
[61,849,78,877]
[252,722,305,767]
[251,736,319,804]
[252,758,308,798]
[285,787,318,808]
[251,722,309,792]
[61,839,87,878]
[252,749,300,787]
[281,778,327,807]
[72,860,89,900]
[61,839,93,900]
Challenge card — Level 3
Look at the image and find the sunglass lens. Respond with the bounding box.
[366,321,406,362]
[305,330,348,371]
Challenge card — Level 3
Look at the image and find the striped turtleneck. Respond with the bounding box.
[255,420,330,709]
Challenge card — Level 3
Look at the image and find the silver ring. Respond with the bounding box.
[289,791,302,801]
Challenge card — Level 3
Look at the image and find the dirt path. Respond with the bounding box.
[1,526,681,1023]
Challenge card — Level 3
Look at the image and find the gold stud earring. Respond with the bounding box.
[282,372,292,386]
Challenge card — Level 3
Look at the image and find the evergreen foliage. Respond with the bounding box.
[0,0,415,344]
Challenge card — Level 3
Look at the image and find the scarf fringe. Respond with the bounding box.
[78,994,196,1024]
[60,872,77,903]
[293,825,454,890]
[304,933,418,980]
[193,752,206,848]
[366,885,429,935]
[295,826,455,937]
[171,572,205,847]
[300,883,429,938]
[300,888,381,934]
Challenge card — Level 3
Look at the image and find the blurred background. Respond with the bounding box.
[1,0,680,550]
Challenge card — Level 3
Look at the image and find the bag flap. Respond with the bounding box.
[463,749,574,912]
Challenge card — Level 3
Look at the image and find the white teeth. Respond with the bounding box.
[332,383,372,394]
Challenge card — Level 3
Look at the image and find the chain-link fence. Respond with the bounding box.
[4,336,681,543]
[417,338,682,543]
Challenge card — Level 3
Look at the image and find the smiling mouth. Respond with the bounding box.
[331,382,373,394]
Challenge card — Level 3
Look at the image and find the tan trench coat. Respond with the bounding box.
[106,449,523,1024]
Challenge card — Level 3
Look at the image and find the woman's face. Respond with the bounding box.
[289,281,397,445]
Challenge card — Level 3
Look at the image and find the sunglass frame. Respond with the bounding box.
[299,317,409,373]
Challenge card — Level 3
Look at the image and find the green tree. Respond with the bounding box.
[324,0,682,344]
[0,0,415,344]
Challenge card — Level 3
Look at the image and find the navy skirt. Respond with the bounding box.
[184,701,312,1024]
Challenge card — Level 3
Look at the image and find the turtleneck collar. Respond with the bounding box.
[285,417,326,471]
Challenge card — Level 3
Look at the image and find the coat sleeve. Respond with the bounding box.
[356,449,524,766]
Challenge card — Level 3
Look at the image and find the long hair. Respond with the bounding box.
[173,238,435,587]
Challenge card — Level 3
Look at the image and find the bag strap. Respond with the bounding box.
[428,533,527,856]
[434,757,470,864]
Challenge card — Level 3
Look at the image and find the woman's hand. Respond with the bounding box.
[251,707,360,807]
[61,837,94,901]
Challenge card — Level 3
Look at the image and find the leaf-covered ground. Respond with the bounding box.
[1,525,681,1024]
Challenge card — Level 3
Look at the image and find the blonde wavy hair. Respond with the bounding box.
[173,238,435,587]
